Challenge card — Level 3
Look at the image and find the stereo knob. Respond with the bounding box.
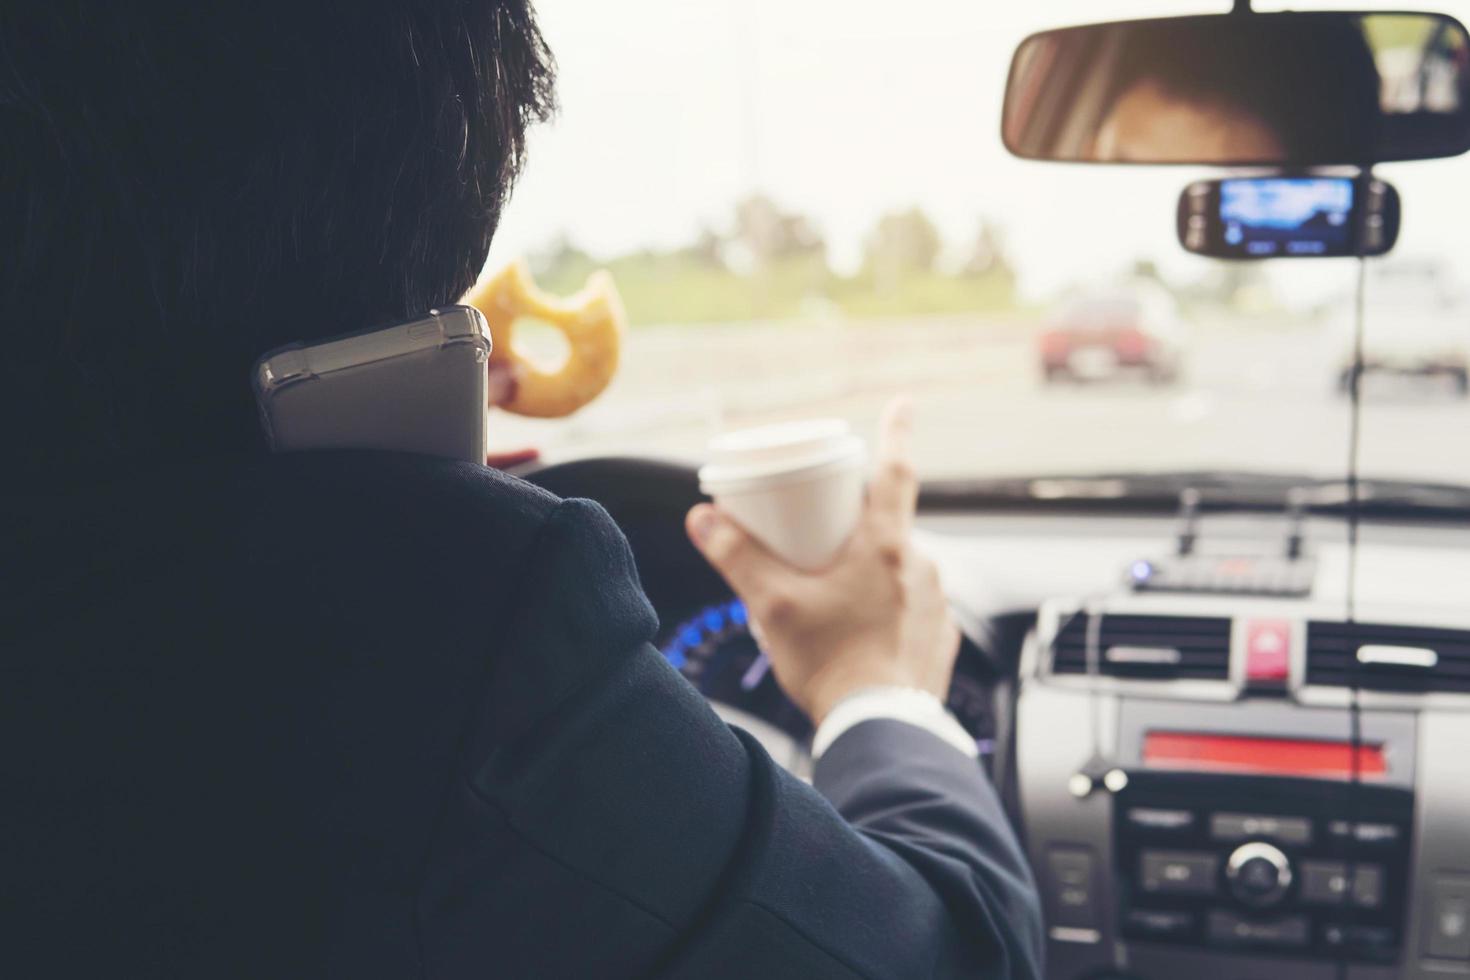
[1226,842,1293,908]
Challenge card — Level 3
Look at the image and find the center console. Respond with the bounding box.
[1016,594,1470,980]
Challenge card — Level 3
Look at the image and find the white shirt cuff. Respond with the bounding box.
[811,686,979,760]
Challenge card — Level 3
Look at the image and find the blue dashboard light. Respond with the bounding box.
[1130,560,1154,583]
[661,599,753,674]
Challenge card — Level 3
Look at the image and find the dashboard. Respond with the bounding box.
[527,456,1470,980]
[657,591,1001,747]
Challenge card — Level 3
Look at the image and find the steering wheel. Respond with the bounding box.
[523,456,998,776]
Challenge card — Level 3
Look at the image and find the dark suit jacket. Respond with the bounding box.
[1,452,1043,978]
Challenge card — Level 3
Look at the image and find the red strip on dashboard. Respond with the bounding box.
[1142,732,1387,780]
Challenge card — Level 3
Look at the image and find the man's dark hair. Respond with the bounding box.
[0,3,556,478]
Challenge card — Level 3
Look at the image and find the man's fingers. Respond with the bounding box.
[686,504,797,604]
[868,398,919,534]
[877,396,915,463]
[486,360,523,408]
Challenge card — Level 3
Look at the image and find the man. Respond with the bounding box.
[1087,17,1380,164]
[0,4,1043,977]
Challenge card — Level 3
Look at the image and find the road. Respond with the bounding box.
[487,314,1470,486]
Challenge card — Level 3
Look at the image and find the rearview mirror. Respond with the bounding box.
[1003,12,1470,165]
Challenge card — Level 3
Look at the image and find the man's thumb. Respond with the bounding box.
[685,504,789,598]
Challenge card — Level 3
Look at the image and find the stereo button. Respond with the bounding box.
[1425,877,1470,961]
[1328,820,1401,846]
[1208,910,1309,948]
[1325,923,1398,957]
[1226,842,1293,908]
[1126,908,1195,938]
[1046,848,1099,930]
[1212,812,1312,846]
[1125,807,1195,832]
[1301,861,1383,908]
[1140,850,1219,896]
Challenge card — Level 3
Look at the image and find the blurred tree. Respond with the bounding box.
[726,195,830,318]
[522,200,1021,327]
[1130,258,1164,284]
[864,208,942,291]
[730,194,826,268]
[520,234,600,304]
[528,233,594,283]
[962,221,1011,278]
[677,224,727,268]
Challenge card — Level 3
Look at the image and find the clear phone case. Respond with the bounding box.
[253,305,492,464]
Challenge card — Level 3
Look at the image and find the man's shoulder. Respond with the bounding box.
[219,451,571,579]
[7,451,569,600]
[247,450,563,521]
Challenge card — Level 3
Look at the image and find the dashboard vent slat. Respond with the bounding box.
[1306,622,1470,694]
[1051,614,1232,681]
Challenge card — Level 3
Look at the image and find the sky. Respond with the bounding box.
[485,0,1470,304]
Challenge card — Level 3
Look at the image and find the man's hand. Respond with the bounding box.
[487,359,524,410]
[685,399,960,726]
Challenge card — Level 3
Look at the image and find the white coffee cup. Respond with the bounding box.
[698,419,866,571]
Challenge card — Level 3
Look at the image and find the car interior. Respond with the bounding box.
[478,2,1470,977]
[15,1,1470,978]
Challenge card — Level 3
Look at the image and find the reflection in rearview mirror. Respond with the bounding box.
[1003,12,1470,166]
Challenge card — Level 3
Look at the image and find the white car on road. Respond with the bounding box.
[1337,261,1470,396]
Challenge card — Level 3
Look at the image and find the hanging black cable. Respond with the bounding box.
[1334,167,1372,980]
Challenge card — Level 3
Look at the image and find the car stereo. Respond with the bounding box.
[1111,770,1413,963]
[1017,596,1470,980]
[1177,175,1400,260]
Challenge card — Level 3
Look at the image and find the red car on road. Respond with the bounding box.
[1039,284,1185,384]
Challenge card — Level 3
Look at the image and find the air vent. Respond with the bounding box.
[1307,622,1470,694]
[1051,614,1233,680]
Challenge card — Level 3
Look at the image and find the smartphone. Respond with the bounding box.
[253,305,492,464]
[1177,175,1400,259]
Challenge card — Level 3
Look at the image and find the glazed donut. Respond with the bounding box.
[462,260,625,419]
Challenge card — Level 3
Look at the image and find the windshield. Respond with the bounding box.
[484,0,1470,487]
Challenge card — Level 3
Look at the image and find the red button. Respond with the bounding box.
[1245,619,1292,684]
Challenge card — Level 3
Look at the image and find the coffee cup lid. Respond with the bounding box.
[700,418,864,489]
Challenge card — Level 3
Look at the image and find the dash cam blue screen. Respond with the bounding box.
[1220,178,1354,257]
